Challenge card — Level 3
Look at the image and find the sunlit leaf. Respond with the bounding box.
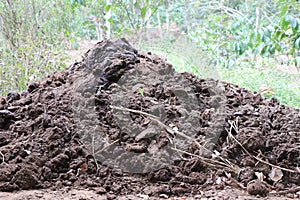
[141,6,147,19]
[255,172,265,181]
[105,5,111,12]
[294,36,300,49]
[280,4,288,17]
[259,84,275,95]
[108,18,114,25]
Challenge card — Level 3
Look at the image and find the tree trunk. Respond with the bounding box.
[183,0,190,34]
[245,0,249,15]
[157,9,162,38]
[145,0,151,29]
[254,0,262,61]
[105,0,111,39]
[165,0,170,33]
[92,17,103,41]
[255,0,262,35]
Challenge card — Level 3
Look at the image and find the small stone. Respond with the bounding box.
[0,109,15,129]
[35,192,44,198]
[96,187,107,194]
[14,168,38,190]
[28,82,39,93]
[107,193,117,200]
[247,179,269,197]
[7,91,20,102]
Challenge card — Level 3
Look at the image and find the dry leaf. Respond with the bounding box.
[172,126,179,132]
[259,84,275,95]
[77,162,88,176]
[269,168,283,182]
[24,149,31,155]
[225,172,232,178]
[212,150,220,159]
[168,123,176,127]
[137,194,149,199]
[255,172,265,181]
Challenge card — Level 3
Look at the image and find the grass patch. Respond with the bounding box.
[218,62,300,109]
[0,44,68,96]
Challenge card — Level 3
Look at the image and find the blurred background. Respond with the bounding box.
[0,0,299,109]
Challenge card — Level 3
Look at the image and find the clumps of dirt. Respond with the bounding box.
[247,179,269,197]
[0,38,299,198]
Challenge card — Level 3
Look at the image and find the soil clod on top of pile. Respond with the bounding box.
[0,38,299,198]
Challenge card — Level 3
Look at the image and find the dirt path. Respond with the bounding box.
[65,40,97,66]
[0,188,298,200]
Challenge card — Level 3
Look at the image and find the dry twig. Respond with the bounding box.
[170,146,239,172]
[110,105,240,172]
[94,139,120,154]
[91,132,100,171]
[270,186,300,195]
[110,105,202,147]
[226,117,300,174]
[0,151,7,165]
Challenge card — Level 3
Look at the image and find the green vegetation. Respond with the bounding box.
[219,62,300,109]
[0,0,299,109]
[0,0,69,93]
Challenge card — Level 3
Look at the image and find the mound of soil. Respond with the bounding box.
[0,39,299,199]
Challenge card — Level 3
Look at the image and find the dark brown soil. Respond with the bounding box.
[0,39,299,199]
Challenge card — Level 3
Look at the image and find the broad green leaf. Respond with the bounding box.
[273,27,282,40]
[256,31,262,43]
[261,45,268,56]
[141,6,147,19]
[279,32,287,40]
[70,37,75,43]
[108,18,114,25]
[82,20,90,26]
[105,5,111,12]
[275,43,282,52]
[289,16,298,29]
[254,43,265,55]
[233,43,239,53]
[281,16,291,29]
[295,36,300,49]
[280,5,288,17]
[269,44,276,55]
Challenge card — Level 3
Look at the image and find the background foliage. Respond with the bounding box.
[0,0,299,108]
